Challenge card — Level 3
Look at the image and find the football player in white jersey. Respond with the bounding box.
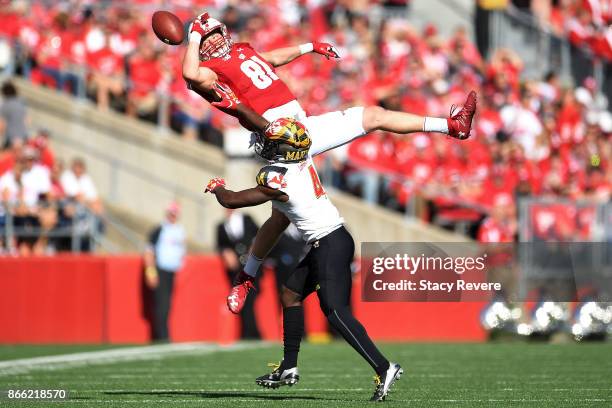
[205,118,403,402]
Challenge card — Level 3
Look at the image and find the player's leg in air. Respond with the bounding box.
[363,91,477,138]
[307,91,477,156]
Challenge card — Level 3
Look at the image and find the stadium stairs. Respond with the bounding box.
[15,78,468,253]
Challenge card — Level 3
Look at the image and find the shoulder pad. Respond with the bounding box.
[256,166,288,190]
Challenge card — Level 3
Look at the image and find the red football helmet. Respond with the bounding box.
[193,12,233,60]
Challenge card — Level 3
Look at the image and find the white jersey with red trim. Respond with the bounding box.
[256,158,344,243]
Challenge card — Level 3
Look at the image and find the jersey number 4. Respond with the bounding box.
[240,56,279,90]
[308,165,325,198]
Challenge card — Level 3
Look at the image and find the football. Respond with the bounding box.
[152,10,184,45]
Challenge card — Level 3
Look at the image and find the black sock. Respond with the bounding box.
[280,306,303,370]
[327,306,390,376]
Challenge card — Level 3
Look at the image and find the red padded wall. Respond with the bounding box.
[0,256,106,343]
[0,255,486,343]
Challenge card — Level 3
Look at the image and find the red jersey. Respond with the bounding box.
[200,43,296,115]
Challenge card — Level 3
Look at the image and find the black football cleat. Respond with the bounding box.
[255,362,299,389]
[370,362,403,402]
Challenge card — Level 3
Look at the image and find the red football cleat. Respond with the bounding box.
[447,90,477,140]
[227,271,255,314]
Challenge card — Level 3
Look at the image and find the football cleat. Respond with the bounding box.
[226,271,255,314]
[370,362,403,402]
[447,90,477,140]
[256,362,300,389]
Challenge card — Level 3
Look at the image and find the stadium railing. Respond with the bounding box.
[490,3,610,99]
[0,202,101,253]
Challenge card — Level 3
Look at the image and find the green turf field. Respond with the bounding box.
[0,341,611,407]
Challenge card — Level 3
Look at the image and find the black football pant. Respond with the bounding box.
[284,226,390,375]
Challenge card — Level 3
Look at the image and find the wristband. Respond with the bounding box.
[189,31,202,43]
[299,43,314,55]
[244,254,263,277]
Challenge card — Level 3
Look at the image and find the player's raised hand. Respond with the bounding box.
[188,15,207,41]
[312,42,340,59]
[205,177,226,193]
[211,81,241,109]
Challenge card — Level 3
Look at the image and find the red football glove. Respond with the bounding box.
[189,16,207,39]
[211,81,241,109]
[312,42,340,59]
[205,177,226,193]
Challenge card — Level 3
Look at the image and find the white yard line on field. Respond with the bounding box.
[0,342,271,377]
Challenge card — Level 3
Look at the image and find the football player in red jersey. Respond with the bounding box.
[181,12,477,314]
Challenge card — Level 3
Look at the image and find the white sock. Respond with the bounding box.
[423,117,448,134]
[244,254,263,277]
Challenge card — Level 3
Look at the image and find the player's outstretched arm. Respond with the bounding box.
[205,178,288,209]
[182,18,218,89]
[260,42,340,67]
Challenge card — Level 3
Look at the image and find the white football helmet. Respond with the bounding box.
[191,12,233,61]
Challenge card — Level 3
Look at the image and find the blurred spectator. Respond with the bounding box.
[36,12,82,95]
[60,157,102,214]
[0,146,52,255]
[86,31,126,110]
[126,36,163,120]
[144,202,186,342]
[20,146,51,209]
[500,85,543,158]
[477,193,517,242]
[28,129,55,169]
[0,158,26,253]
[216,209,261,340]
[58,157,103,252]
[0,81,29,148]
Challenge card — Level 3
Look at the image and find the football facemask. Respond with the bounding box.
[252,118,312,163]
[198,16,233,60]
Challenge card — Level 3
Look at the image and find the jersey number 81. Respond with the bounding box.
[240,56,279,89]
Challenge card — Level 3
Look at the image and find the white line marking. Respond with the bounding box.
[0,342,272,377]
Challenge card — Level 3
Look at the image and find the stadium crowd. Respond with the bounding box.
[0,0,609,243]
[526,0,612,61]
[0,81,102,255]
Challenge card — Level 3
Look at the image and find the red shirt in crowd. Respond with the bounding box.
[128,54,162,98]
[88,47,123,76]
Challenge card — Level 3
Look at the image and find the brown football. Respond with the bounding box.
[152,11,184,45]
